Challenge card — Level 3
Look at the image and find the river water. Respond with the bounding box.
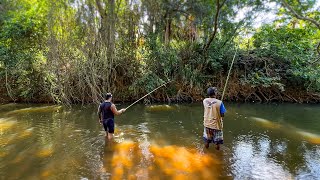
[0,103,319,180]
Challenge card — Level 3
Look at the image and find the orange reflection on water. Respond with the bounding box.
[252,117,320,145]
[5,105,62,115]
[18,128,33,139]
[251,117,281,129]
[41,170,52,178]
[0,151,8,158]
[145,105,175,112]
[297,131,320,145]
[0,118,17,132]
[150,145,220,179]
[37,146,54,158]
[307,137,320,144]
[111,141,138,180]
[106,141,220,180]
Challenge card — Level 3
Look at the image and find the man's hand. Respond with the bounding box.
[120,108,126,113]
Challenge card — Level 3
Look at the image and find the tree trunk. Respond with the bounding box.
[148,11,155,33]
[165,18,171,45]
[108,0,115,59]
[95,0,116,58]
[203,0,221,52]
[95,0,108,46]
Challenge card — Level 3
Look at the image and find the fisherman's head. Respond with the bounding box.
[207,87,217,98]
[105,93,113,101]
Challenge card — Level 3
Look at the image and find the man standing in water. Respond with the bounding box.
[203,87,226,150]
[98,93,126,140]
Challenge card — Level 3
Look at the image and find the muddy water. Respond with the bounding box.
[0,103,319,179]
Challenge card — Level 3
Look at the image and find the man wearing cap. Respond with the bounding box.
[203,87,227,150]
[98,93,126,140]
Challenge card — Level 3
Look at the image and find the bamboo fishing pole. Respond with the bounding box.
[221,47,238,101]
[216,47,238,130]
[125,80,172,110]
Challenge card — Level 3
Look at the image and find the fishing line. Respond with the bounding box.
[125,80,173,110]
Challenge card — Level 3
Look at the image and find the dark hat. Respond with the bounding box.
[105,93,113,100]
[207,87,217,97]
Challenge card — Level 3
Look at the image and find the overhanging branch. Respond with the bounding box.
[281,0,320,55]
[280,0,320,29]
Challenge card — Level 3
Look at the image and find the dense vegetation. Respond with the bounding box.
[0,0,319,104]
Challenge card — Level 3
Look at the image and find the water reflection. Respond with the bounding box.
[0,103,319,179]
[231,136,293,179]
[297,148,320,179]
[251,116,320,145]
[101,140,221,180]
[111,141,138,179]
[150,145,220,179]
[145,105,176,112]
[36,144,54,158]
[5,105,62,115]
[296,130,320,145]
[251,117,281,129]
[0,118,17,132]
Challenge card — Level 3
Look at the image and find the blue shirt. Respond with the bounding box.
[220,102,226,114]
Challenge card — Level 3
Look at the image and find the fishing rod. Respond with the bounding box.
[221,47,238,101]
[216,47,238,130]
[125,80,173,110]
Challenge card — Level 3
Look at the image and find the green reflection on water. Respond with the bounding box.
[0,103,319,179]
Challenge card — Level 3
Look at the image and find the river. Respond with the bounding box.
[0,103,319,179]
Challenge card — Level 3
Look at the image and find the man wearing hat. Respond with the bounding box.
[98,93,126,140]
[203,87,227,150]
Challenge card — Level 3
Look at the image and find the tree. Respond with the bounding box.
[279,0,320,54]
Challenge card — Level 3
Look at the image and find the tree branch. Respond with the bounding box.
[281,0,320,55]
[95,0,107,19]
[280,0,320,29]
[203,0,225,52]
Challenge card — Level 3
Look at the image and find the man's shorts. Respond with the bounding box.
[203,127,223,145]
[102,118,114,133]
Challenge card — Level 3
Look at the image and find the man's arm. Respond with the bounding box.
[111,104,126,115]
[220,102,226,117]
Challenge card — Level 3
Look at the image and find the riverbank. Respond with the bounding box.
[1,77,319,104]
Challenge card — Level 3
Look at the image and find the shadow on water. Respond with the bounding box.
[0,103,319,179]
